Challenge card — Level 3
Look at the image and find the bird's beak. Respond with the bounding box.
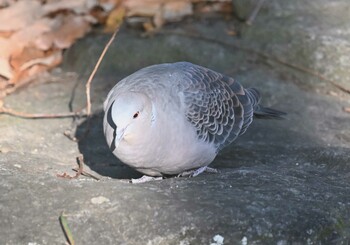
[116,128,125,143]
[110,127,125,152]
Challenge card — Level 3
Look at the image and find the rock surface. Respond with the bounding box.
[1,0,350,244]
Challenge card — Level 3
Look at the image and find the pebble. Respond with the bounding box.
[91,196,110,205]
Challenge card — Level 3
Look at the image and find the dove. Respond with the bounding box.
[103,62,285,182]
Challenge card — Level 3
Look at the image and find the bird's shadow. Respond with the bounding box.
[75,111,142,179]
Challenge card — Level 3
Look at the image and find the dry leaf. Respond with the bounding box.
[37,14,91,50]
[43,0,98,15]
[20,51,62,71]
[11,17,57,51]
[10,46,46,71]
[8,51,62,85]
[0,58,12,79]
[0,37,16,79]
[123,0,162,17]
[104,5,125,32]
[0,31,14,38]
[162,1,192,22]
[53,15,91,49]
[143,21,156,32]
[0,0,43,32]
[0,0,16,8]
[98,1,117,12]
[153,11,164,29]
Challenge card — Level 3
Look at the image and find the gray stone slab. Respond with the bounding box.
[1,0,350,244]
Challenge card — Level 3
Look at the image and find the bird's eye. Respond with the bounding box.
[133,111,139,119]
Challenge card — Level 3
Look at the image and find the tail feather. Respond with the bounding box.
[254,105,287,119]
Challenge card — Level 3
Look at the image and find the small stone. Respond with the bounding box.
[241,236,247,245]
[210,234,224,245]
[91,196,110,205]
[14,164,21,168]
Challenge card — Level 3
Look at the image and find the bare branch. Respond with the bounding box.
[0,106,86,119]
[86,26,120,116]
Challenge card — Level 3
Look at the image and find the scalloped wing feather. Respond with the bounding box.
[180,63,257,151]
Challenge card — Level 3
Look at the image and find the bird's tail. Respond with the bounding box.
[254,105,287,119]
[246,88,286,120]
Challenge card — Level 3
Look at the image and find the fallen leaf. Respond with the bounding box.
[0,0,43,32]
[43,0,98,15]
[98,0,117,12]
[20,50,63,72]
[10,17,57,51]
[59,212,75,245]
[0,0,15,8]
[162,1,192,22]
[0,37,16,79]
[37,14,91,50]
[0,31,14,38]
[0,59,12,79]
[9,50,62,85]
[123,0,162,17]
[195,1,233,14]
[104,5,125,32]
[143,21,156,32]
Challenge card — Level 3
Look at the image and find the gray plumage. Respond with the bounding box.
[103,62,285,177]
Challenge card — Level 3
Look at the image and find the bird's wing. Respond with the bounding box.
[179,63,257,151]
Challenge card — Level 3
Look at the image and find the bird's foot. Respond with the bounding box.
[130,175,163,184]
[178,166,218,178]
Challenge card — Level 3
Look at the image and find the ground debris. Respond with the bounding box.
[0,0,233,99]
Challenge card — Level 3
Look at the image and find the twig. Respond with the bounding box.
[72,167,100,181]
[246,0,265,25]
[0,106,86,119]
[63,130,78,142]
[159,30,350,95]
[57,155,85,179]
[86,26,120,116]
[271,57,350,94]
[59,212,75,245]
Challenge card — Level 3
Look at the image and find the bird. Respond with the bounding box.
[103,62,285,182]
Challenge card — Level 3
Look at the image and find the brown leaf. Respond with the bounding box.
[43,0,98,15]
[8,51,62,85]
[10,17,58,51]
[123,0,162,17]
[0,58,12,79]
[0,0,43,32]
[0,37,17,79]
[10,46,46,72]
[162,1,192,22]
[20,51,62,72]
[104,6,125,32]
[0,31,14,38]
[36,14,91,50]
[143,21,156,32]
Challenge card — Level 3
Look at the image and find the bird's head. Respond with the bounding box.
[107,92,154,151]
